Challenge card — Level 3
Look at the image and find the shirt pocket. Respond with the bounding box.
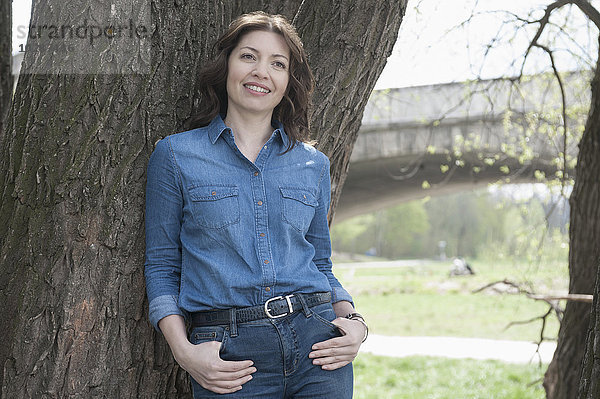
[188,184,240,229]
[280,186,318,232]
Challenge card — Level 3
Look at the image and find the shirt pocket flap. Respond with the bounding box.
[279,187,318,207]
[189,185,238,201]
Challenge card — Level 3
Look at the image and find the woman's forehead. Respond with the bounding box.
[235,30,290,57]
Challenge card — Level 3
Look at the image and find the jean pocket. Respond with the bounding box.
[311,304,342,335]
[188,184,240,229]
[280,187,318,232]
[189,325,229,353]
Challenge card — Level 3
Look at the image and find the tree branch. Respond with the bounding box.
[571,0,600,29]
[474,279,593,303]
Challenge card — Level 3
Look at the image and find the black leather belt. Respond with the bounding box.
[190,292,331,327]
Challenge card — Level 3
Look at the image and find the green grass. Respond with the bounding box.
[334,258,567,341]
[353,353,546,399]
[331,257,566,397]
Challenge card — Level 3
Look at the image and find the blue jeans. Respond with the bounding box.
[189,303,354,398]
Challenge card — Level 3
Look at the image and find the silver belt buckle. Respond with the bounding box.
[265,294,294,319]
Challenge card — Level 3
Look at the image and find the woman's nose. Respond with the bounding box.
[252,62,268,79]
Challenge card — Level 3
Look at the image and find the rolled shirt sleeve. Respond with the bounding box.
[144,138,186,330]
[305,157,354,305]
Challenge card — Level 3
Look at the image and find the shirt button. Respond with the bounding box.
[264,145,267,150]
[264,260,269,264]
[265,287,271,292]
[211,191,216,195]
[254,171,259,176]
[259,233,265,237]
[257,201,263,206]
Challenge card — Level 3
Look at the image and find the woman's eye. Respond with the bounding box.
[241,53,255,60]
[273,61,286,69]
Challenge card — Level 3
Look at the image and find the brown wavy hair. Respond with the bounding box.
[185,11,315,152]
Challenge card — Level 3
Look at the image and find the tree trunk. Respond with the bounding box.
[544,44,600,399]
[578,262,600,398]
[575,45,600,399]
[0,1,406,397]
[0,0,11,135]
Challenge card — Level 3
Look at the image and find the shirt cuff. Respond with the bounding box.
[149,294,185,331]
[331,286,354,306]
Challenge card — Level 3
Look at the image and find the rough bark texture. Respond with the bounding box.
[544,45,600,399]
[575,48,600,399]
[293,1,406,218]
[0,0,11,135]
[579,262,600,398]
[0,0,406,397]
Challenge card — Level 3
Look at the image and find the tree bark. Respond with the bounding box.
[544,44,600,399]
[578,262,600,398]
[575,44,600,399]
[0,0,11,136]
[0,0,406,397]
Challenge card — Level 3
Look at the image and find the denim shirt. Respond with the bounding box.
[144,115,352,329]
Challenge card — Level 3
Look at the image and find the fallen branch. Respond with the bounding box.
[473,279,593,303]
[473,278,594,365]
[527,293,593,303]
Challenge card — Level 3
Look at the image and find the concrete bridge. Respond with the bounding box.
[335,72,588,221]
[11,53,585,222]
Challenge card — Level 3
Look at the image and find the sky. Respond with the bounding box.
[11,0,598,89]
[375,0,597,88]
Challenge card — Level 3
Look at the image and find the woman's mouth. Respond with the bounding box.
[244,84,271,94]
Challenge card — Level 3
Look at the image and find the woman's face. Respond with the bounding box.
[226,30,291,119]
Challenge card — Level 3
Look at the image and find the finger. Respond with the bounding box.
[311,335,350,351]
[206,382,245,395]
[214,358,256,372]
[210,373,253,390]
[210,366,257,381]
[310,345,358,363]
[311,350,355,364]
[320,360,350,371]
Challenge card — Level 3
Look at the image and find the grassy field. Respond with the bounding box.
[331,256,568,398]
[353,354,546,399]
[334,258,568,341]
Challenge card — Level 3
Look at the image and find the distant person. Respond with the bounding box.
[144,11,368,398]
[449,257,475,276]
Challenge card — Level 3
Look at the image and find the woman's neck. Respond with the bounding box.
[224,110,274,163]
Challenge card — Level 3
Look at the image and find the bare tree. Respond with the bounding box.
[0,0,406,397]
[490,1,600,397]
[447,1,600,396]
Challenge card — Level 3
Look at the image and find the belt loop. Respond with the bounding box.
[229,308,238,337]
[297,293,312,317]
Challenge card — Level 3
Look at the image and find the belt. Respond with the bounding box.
[190,292,331,327]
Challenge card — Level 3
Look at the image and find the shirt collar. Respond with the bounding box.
[207,114,229,145]
[207,114,291,148]
[272,119,290,148]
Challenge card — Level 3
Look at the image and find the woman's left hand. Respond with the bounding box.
[308,317,366,370]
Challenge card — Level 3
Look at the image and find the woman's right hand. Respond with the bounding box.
[158,315,256,394]
[174,340,256,394]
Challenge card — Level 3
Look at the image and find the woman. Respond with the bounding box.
[145,11,367,398]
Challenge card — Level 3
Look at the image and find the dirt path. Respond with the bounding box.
[360,334,556,364]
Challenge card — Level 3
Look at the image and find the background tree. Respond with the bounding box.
[508,2,600,398]
[420,2,599,396]
[0,0,406,397]
[578,260,600,398]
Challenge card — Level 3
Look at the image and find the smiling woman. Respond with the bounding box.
[225,30,290,153]
[144,11,368,399]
